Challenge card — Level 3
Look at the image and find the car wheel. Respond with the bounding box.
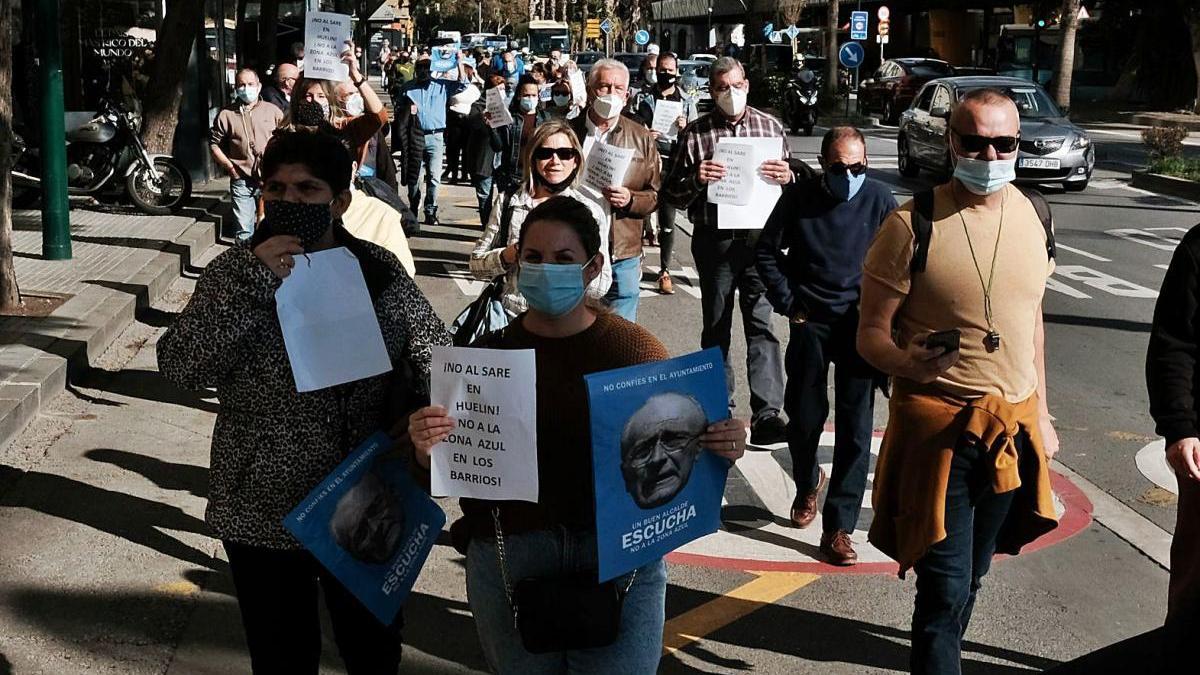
[883,99,895,125]
[898,135,920,178]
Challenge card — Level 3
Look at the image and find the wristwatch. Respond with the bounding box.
[353,76,367,88]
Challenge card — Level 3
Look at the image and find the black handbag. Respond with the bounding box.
[449,195,517,346]
[492,509,633,654]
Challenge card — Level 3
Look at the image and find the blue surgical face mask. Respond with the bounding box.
[517,257,595,317]
[825,170,867,201]
[552,94,571,108]
[519,96,539,113]
[953,154,1017,196]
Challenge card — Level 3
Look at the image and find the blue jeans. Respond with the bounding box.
[605,256,643,323]
[230,178,260,243]
[910,434,1022,675]
[784,311,875,534]
[473,173,495,227]
[466,529,667,674]
[408,131,444,218]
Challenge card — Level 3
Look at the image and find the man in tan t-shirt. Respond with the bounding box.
[210,68,284,242]
[857,89,1060,674]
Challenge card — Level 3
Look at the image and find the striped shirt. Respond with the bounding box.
[663,106,790,231]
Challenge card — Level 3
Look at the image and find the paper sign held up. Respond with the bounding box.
[484,87,514,128]
[714,137,785,230]
[651,99,684,139]
[583,142,635,194]
[304,11,352,82]
[707,141,754,206]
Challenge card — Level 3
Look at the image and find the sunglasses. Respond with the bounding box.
[826,162,867,176]
[533,147,578,161]
[953,131,1020,154]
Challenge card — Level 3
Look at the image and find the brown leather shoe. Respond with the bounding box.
[658,272,675,295]
[789,468,827,529]
[820,530,859,566]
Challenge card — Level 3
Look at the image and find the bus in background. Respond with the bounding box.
[521,20,570,61]
[465,32,505,48]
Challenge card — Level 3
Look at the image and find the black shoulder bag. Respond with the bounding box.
[450,195,517,346]
[492,509,636,654]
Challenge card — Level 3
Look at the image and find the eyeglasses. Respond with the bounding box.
[533,147,578,161]
[826,162,868,176]
[952,131,1020,154]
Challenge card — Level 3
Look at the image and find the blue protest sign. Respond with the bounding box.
[634,30,650,46]
[585,348,731,582]
[839,41,865,69]
[284,432,446,625]
[431,45,459,72]
[851,11,869,41]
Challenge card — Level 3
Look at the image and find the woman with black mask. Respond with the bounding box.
[158,129,450,674]
[469,119,612,321]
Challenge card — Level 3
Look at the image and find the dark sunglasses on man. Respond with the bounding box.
[532,147,578,161]
[824,162,868,177]
[951,130,1021,154]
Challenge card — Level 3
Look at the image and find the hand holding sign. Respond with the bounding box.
[484,87,513,128]
[304,11,353,81]
[708,142,754,206]
[651,99,684,140]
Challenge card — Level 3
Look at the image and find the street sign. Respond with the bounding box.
[600,18,613,35]
[785,25,801,40]
[761,23,774,38]
[879,19,890,36]
[878,5,890,21]
[634,29,650,46]
[586,18,600,39]
[850,11,869,41]
[769,31,783,44]
[876,34,890,44]
[838,41,865,69]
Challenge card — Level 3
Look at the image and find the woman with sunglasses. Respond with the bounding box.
[469,119,612,320]
[412,196,748,673]
[754,126,897,566]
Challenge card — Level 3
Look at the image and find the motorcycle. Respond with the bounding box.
[12,99,192,215]
[784,69,820,137]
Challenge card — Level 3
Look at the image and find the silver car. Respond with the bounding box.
[897,76,1094,191]
[677,59,713,114]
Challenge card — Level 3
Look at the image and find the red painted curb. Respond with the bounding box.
[666,469,1095,575]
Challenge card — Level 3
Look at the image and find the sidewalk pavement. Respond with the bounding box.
[0,194,228,460]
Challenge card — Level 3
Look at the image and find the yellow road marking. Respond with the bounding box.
[154,581,200,597]
[662,572,820,654]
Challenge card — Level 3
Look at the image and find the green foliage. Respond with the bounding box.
[1149,156,1200,182]
[1142,125,1190,160]
[748,70,789,112]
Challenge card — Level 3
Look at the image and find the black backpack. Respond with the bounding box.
[909,185,1056,274]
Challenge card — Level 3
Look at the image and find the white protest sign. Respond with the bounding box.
[275,247,392,392]
[715,137,785,230]
[707,141,754,206]
[304,11,352,81]
[583,142,635,194]
[569,68,587,105]
[485,86,514,128]
[430,347,538,502]
[651,99,684,140]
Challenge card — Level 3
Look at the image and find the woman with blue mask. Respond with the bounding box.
[410,196,749,674]
[470,119,612,321]
[491,74,551,196]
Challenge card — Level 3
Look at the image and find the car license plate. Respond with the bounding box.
[1019,157,1061,169]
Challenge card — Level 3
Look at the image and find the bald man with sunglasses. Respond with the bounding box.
[857,88,1060,675]
[755,126,897,566]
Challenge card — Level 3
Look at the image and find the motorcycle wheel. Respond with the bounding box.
[126,157,192,215]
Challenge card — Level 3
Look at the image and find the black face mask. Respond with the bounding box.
[658,73,677,89]
[263,200,333,248]
[293,100,328,127]
[533,167,579,194]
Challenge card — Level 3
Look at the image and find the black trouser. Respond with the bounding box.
[783,310,875,534]
[657,157,676,274]
[224,540,403,675]
[444,111,468,178]
[691,228,785,423]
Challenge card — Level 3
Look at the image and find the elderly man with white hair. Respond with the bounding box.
[568,58,661,322]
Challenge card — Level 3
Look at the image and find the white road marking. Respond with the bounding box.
[1054,265,1158,299]
[1155,264,1170,270]
[1046,276,1092,299]
[1107,228,1182,252]
[1056,243,1111,262]
[441,262,488,296]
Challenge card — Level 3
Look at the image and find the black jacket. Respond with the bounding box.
[1148,224,1200,444]
[391,101,426,187]
[463,99,503,178]
[492,109,550,194]
[261,86,289,113]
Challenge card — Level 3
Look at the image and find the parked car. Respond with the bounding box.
[613,52,651,88]
[689,53,717,63]
[572,50,604,76]
[896,76,1094,191]
[858,58,954,124]
[952,65,997,77]
[677,59,713,113]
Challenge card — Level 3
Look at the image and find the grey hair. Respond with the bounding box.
[709,56,745,84]
[587,58,631,89]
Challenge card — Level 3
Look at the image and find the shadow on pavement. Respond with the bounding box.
[85,448,208,499]
[661,584,1059,674]
[76,366,220,414]
[0,465,222,571]
[0,652,10,675]
[1045,626,1162,674]
[1044,313,1153,333]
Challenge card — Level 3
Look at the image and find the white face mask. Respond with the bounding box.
[344,93,365,117]
[591,94,624,120]
[717,87,748,118]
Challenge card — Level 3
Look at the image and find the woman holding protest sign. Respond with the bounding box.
[467,120,612,322]
[158,129,450,674]
[409,196,748,673]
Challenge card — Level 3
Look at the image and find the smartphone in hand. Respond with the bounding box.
[925,329,961,354]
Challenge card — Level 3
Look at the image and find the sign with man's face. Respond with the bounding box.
[586,348,731,582]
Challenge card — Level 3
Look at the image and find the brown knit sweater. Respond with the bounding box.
[450,312,669,551]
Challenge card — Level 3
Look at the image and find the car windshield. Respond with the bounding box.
[615,54,645,73]
[908,62,953,78]
[959,85,1063,119]
[574,52,602,66]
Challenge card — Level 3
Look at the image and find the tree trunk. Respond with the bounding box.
[1054,0,1080,108]
[0,0,20,310]
[827,0,839,95]
[1189,7,1200,112]
[257,0,281,74]
[140,0,206,154]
